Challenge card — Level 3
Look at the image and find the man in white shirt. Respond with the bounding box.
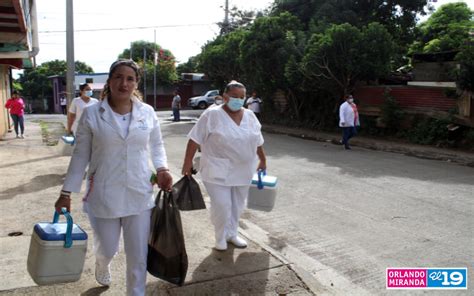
[60,94,67,115]
[245,91,262,120]
[171,90,181,122]
[339,95,360,150]
[67,83,99,135]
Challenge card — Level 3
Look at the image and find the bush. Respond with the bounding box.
[380,88,404,133]
[405,116,451,146]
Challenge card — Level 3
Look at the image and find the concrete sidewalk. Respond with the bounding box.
[0,120,314,295]
[263,124,474,167]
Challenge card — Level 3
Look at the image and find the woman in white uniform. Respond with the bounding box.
[182,81,267,251]
[54,59,173,296]
[67,83,99,135]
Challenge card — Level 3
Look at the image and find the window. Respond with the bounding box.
[85,78,93,83]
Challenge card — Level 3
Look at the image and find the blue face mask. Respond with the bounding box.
[227,97,244,111]
[85,90,93,97]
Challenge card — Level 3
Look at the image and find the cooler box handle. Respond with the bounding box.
[257,169,266,190]
[52,208,73,248]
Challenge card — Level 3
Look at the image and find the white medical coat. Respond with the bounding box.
[339,101,360,127]
[63,97,168,218]
[188,106,264,186]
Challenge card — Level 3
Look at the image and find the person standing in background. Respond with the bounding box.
[5,90,25,139]
[171,90,181,122]
[339,95,360,150]
[245,91,262,120]
[67,83,99,135]
[60,94,68,115]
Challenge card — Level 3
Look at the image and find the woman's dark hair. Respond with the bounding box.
[101,59,143,100]
[79,83,90,92]
[12,90,18,95]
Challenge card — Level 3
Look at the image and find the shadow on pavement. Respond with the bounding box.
[0,155,61,169]
[80,286,109,296]
[0,173,65,200]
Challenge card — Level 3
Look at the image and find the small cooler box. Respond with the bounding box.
[27,209,88,285]
[247,170,278,212]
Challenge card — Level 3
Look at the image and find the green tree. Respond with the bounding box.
[176,56,200,76]
[198,29,249,88]
[411,2,473,53]
[18,60,94,102]
[240,12,303,96]
[218,6,262,34]
[118,40,178,88]
[272,0,428,44]
[456,44,474,91]
[302,22,394,99]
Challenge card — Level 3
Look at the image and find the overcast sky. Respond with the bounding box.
[27,0,474,74]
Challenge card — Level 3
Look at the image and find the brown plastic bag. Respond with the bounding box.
[147,190,188,285]
[172,176,206,211]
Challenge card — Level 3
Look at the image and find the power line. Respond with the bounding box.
[39,23,216,34]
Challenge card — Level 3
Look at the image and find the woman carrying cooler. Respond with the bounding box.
[181,80,267,251]
[55,59,172,296]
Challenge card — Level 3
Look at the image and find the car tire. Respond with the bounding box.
[198,102,207,109]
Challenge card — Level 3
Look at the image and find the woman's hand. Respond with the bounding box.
[157,170,173,191]
[54,195,71,213]
[181,160,194,176]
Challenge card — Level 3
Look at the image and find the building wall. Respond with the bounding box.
[0,65,11,138]
[354,86,457,113]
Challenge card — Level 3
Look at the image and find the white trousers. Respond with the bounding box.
[203,182,249,244]
[88,209,151,296]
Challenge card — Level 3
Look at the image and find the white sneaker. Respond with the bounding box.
[214,240,227,251]
[16,135,20,138]
[227,236,247,248]
[20,135,24,139]
[95,262,111,286]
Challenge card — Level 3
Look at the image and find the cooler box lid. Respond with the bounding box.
[251,174,278,188]
[34,223,88,241]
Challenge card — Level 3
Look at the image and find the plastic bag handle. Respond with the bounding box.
[52,207,73,248]
[257,169,266,190]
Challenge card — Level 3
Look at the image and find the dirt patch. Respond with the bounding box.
[39,121,65,146]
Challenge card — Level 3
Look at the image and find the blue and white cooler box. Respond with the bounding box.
[247,170,278,212]
[27,209,88,285]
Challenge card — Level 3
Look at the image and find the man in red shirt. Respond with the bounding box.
[5,91,25,138]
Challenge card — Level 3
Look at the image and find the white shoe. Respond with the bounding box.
[16,135,20,138]
[20,135,24,139]
[227,236,247,248]
[214,240,227,251]
[95,262,111,286]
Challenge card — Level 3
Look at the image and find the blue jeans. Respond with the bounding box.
[342,126,357,148]
[172,108,180,122]
[11,114,24,135]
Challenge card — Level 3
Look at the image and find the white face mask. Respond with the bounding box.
[348,98,354,103]
[215,99,223,105]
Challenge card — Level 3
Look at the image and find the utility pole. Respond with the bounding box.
[153,30,157,110]
[223,0,229,34]
[66,0,75,106]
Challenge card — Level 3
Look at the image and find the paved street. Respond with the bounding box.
[160,110,474,295]
[0,111,472,295]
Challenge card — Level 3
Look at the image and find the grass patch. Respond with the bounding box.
[39,120,65,146]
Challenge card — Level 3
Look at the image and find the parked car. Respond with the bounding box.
[188,90,219,109]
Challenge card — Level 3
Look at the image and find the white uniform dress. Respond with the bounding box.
[62,97,167,296]
[188,105,264,244]
[69,96,99,133]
